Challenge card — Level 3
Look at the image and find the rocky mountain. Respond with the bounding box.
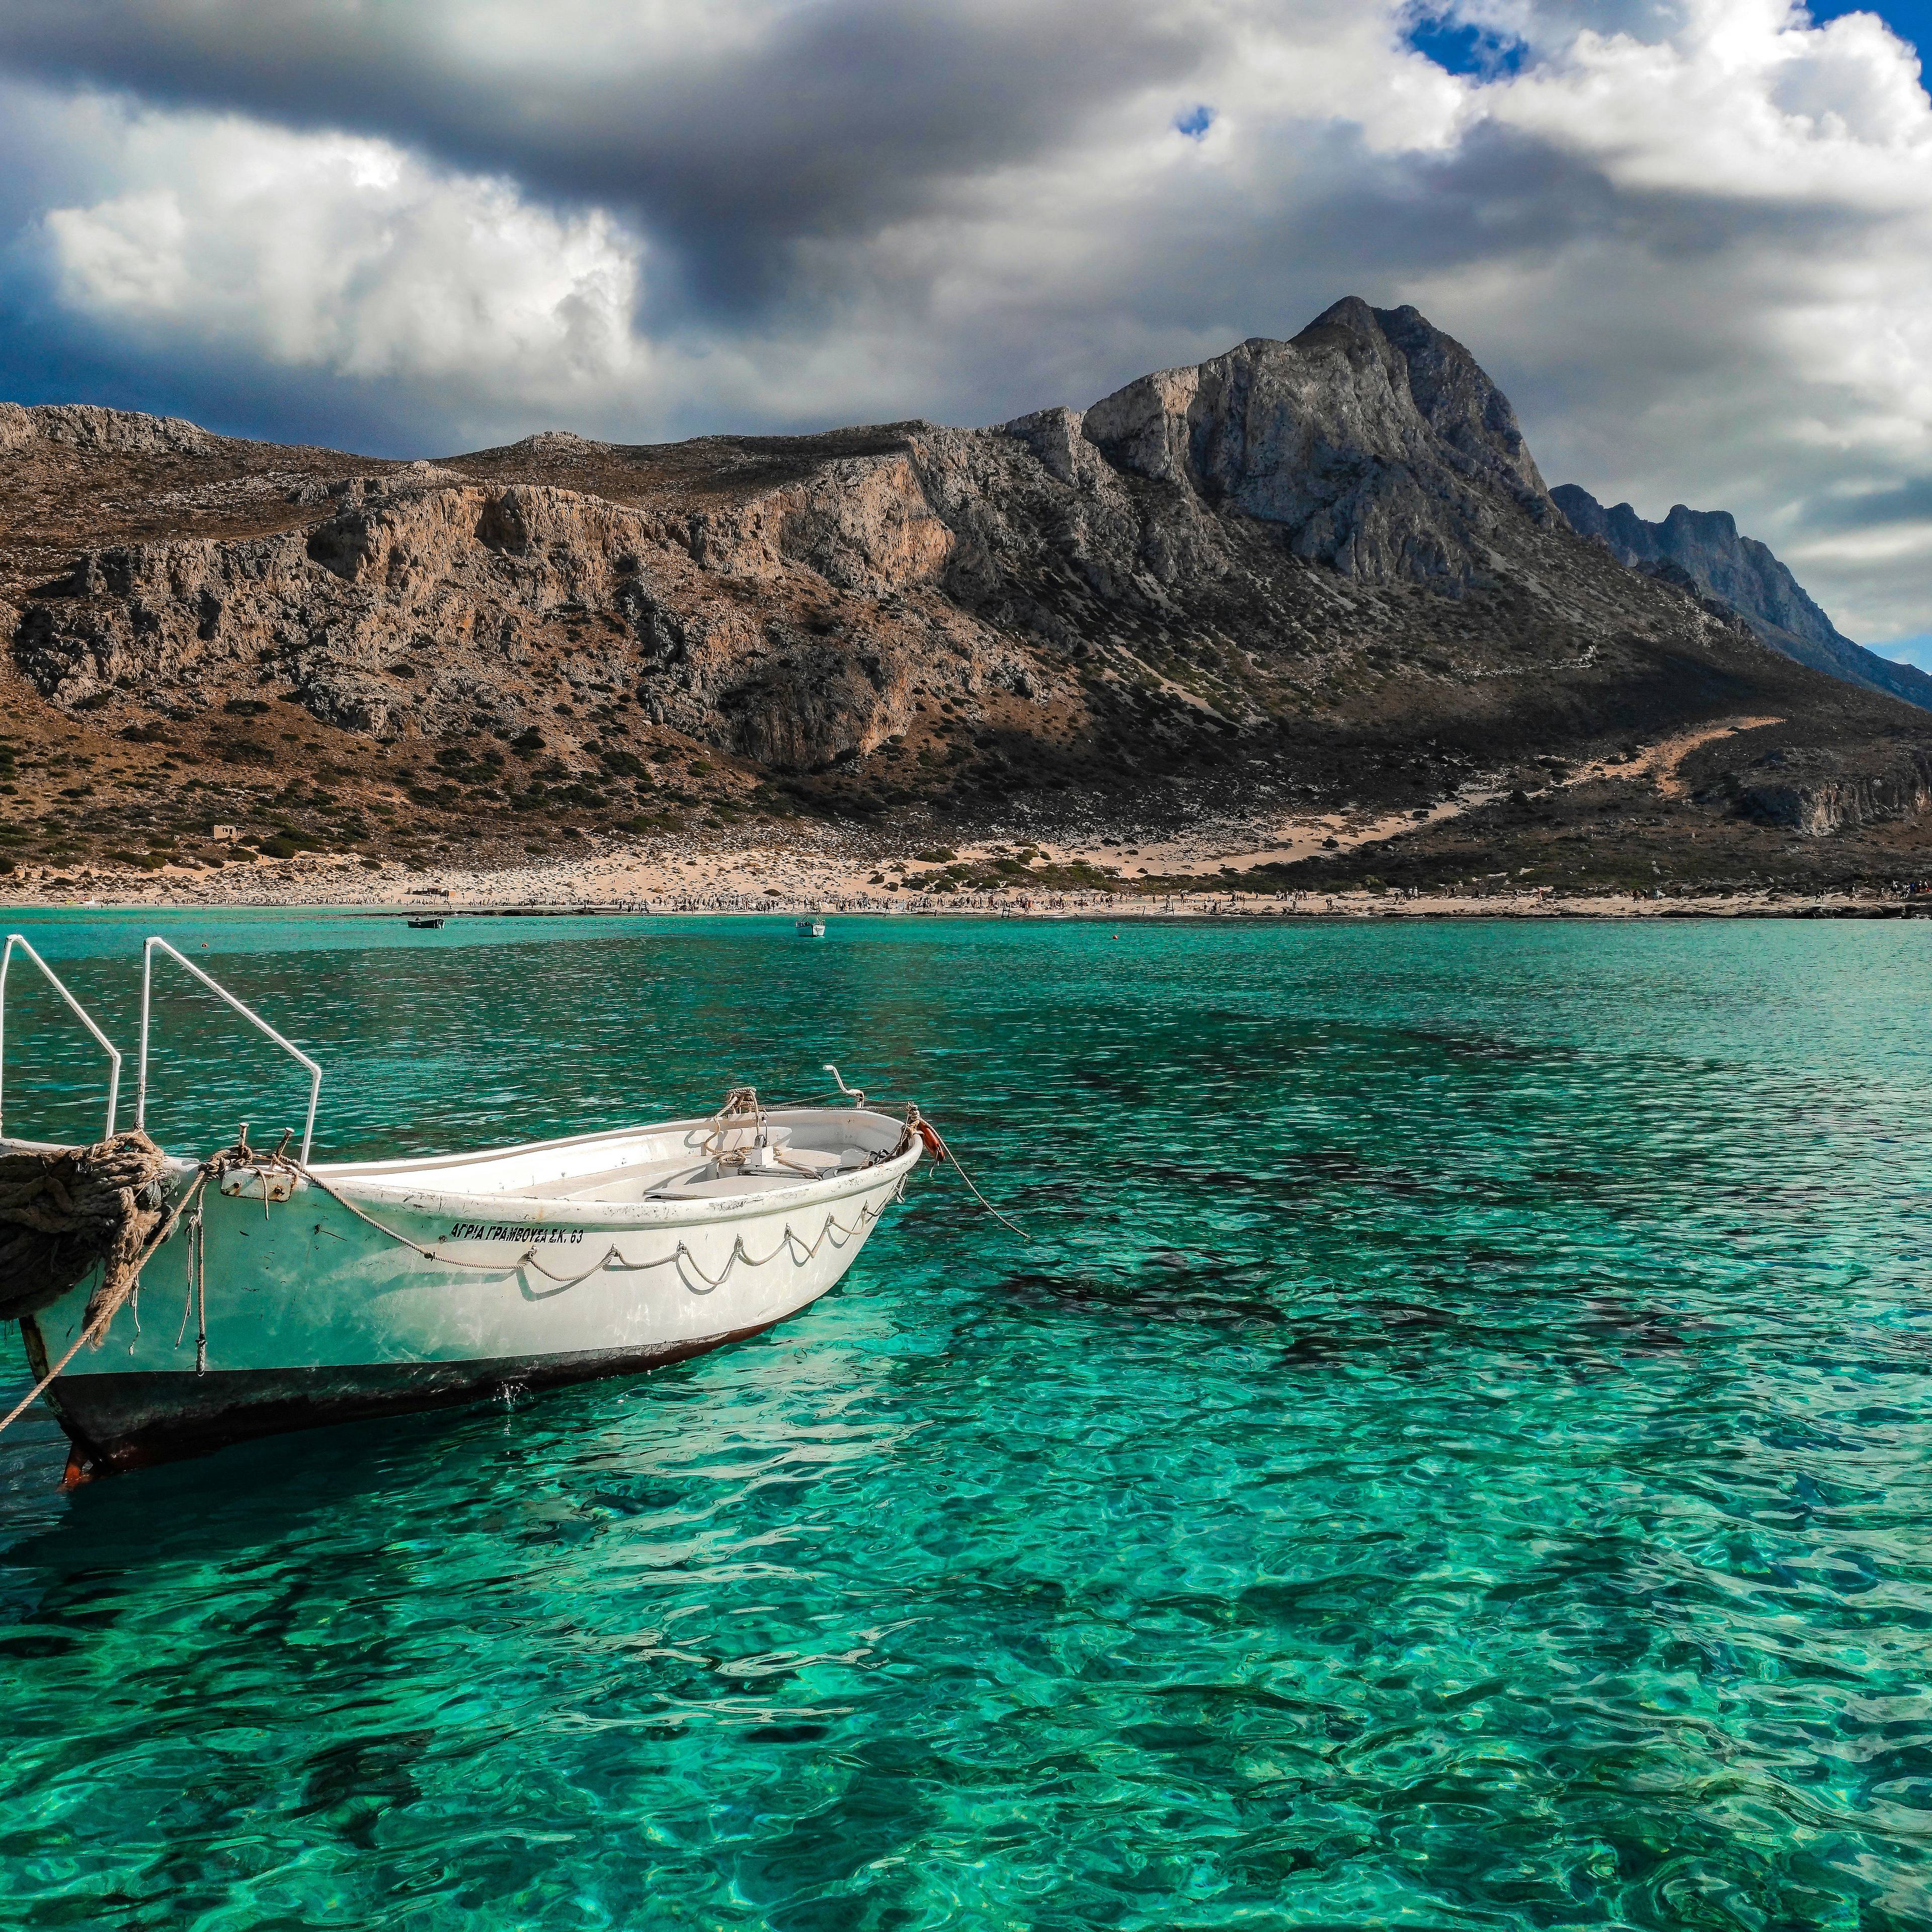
[1552,484,1932,712]
[3,297,1930,891]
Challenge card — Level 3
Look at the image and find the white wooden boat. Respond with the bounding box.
[1,936,922,1476]
[796,918,827,937]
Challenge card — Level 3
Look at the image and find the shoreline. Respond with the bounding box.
[6,884,1927,923]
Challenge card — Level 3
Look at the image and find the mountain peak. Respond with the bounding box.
[8,291,1929,896]
[1069,297,1548,585]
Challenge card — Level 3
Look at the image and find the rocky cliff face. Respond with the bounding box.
[0,400,215,456]
[12,451,1036,773]
[3,298,1928,882]
[1715,744,1932,837]
[1061,298,1552,585]
[1552,484,1932,713]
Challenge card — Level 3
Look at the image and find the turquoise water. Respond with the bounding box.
[4,912,1932,1929]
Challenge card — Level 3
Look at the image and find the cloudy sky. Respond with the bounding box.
[1,1,1929,661]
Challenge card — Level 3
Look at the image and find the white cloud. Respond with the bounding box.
[0,1,1927,641]
[37,106,645,399]
[1391,2,1932,638]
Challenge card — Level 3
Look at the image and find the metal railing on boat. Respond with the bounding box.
[136,937,323,1165]
[0,933,122,1141]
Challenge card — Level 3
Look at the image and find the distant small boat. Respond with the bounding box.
[796,918,826,937]
[408,916,445,930]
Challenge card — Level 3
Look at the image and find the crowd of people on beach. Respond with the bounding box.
[4,847,1918,920]
[535,889,1282,917]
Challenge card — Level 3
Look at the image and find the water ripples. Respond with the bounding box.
[3,913,1932,1924]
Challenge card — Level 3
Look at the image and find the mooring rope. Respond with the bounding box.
[904,1104,1029,1241]
[0,1149,230,1441]
[287,1096,1028,1264]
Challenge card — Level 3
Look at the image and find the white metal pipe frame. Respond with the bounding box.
[136,937,323,1165]
[0,933,122,1143]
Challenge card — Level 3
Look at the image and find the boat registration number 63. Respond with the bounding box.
[446,1223,587,1244]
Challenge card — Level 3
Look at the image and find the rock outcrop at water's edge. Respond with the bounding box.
[5,296,1932,894]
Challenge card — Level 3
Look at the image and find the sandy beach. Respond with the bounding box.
[9,713,1916,920]
[3,830,1917,922]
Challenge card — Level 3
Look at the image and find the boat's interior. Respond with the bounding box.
[319,1105,909,1204]
[514,1126,880,1203]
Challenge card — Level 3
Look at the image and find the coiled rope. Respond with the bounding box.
[0,1140,252,1442]
[0,1131,173,1326]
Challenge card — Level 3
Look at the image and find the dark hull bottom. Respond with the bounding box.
[26,1323,777,1477]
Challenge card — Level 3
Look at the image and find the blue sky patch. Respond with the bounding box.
[1175,104,1214,140]
[1880,631,1932,672]
[1806,3,1930,49]
[1407,12,1527,78]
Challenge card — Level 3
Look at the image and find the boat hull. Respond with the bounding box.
[28,1324,779,1473]
[16,1110,920,1474]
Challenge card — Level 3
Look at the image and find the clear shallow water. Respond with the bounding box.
[4,912,1932,1928]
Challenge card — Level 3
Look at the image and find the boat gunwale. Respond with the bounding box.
[1,1107,924,1233]
[308,1104,903,1182]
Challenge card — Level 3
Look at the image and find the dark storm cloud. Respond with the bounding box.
[0,0,1218,315]
[938,110,1880,415]
[1803,475,1932,532]
[0,2,1925,640]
